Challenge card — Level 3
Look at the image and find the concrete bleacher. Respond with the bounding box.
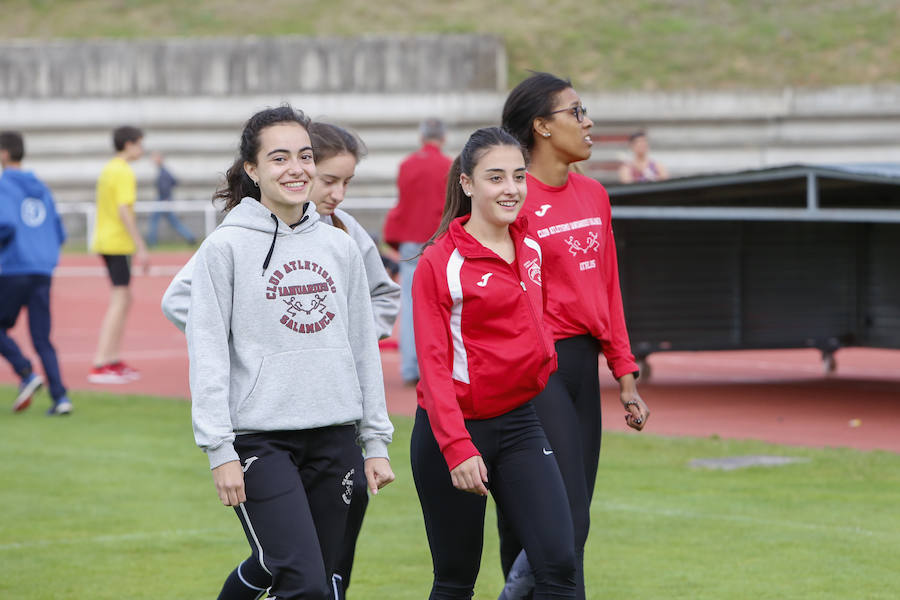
[2,93,504,239]
[3,36,900,243]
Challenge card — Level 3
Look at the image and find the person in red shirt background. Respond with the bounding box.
[497,73,651,600]
[382,118,453,385]
[410,127,576,600]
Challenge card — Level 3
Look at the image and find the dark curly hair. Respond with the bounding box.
[213,104,311,212]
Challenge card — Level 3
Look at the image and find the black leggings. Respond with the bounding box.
[411,404,576,600]
[219,427,359,600]
[218,447,369,600]
[333,449,369,597]
[497,335,602,600]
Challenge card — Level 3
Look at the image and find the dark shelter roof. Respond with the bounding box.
[606,163,900,223]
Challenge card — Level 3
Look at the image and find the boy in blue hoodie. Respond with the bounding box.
[0,131,71,415]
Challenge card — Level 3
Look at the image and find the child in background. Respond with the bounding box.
[0,130,71,415]
[147,151,197,246]
[88,125,149,384]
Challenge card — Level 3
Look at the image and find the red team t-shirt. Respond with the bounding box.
[522,172,638,379]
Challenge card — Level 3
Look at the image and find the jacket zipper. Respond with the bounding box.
[507,255,553,361]
[466,242,553,361]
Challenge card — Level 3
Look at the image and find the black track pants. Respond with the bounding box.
[333,448,369,598]
[226,426,359,600]
[411,405,576,600]
[497,335,603,600]
[217,449,369,600]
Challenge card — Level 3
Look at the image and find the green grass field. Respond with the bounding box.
[1,386,898,599]
[2,0,899,91]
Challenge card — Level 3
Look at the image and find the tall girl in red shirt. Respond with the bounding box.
[411,127,576,600]
[497,73,651,600]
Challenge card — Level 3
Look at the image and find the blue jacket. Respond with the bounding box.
[0,169,66,276]
[156,164,177,201]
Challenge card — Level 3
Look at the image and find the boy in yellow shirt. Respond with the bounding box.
[89,126,149,383]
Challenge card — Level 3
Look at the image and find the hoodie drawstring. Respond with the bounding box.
[262,214,278,276]
[261,205,312,276]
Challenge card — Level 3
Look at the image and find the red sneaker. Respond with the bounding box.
[88,364,131,384]
[109,361,141,381]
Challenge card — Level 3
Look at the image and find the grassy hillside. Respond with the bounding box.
[2,0,898,91]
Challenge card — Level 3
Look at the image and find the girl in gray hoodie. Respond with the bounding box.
[181,106,394,600]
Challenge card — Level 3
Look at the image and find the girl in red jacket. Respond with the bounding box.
[497,73,651,600]
[410,127,576,600]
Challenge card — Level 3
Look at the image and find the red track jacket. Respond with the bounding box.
[523,172,638,379]
[413,215,557,470]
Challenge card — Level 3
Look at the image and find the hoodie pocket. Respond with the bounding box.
[236,348,363,429]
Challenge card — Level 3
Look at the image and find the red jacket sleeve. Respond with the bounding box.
[412,255,480,470]
[382,161,409,248]
[600,215,640,379]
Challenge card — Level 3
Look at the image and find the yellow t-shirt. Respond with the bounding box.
[91,156,137,255]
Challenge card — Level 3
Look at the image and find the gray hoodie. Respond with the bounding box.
[184,198,392,469]
[162,207,400,339]
[322,208,400,339]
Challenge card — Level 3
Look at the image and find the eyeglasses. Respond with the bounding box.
[548,104,588,123]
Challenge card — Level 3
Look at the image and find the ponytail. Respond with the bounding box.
[422,156,469,251]
[214,158,259,210]
[330,212,348,233]
[421,127,522,253]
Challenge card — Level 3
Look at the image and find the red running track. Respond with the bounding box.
[2,252,899,452]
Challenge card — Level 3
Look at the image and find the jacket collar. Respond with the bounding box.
[447,214,529,260]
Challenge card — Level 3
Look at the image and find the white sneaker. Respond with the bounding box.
[13,373,44,412]
[47,398,73,416]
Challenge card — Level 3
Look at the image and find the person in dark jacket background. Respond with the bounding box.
[0,130,71,415]
[146,151,197,246]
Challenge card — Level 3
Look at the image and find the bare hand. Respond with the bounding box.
[450,455,489,496]
[212,460,246,506]
[621,388,650,431]
[364,457,395,495]
[135,246,150,275]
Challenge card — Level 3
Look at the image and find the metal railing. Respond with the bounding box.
[57,198,398,248]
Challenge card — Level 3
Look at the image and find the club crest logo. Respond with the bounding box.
[341,468,355,505]
[21,197,47,227]
[564,232,600,256]
[524,258,542,286]
[264,259,337,334]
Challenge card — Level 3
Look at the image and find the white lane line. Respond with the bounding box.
[654,354,900,379]
[655,355,824,373]
[62,348,189,361]
[0,527,232,551]
[56,265,184,277]
[598,502,882,538]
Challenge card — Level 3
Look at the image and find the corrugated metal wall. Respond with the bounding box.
[865,224,900,348]
[615,220,900,356]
